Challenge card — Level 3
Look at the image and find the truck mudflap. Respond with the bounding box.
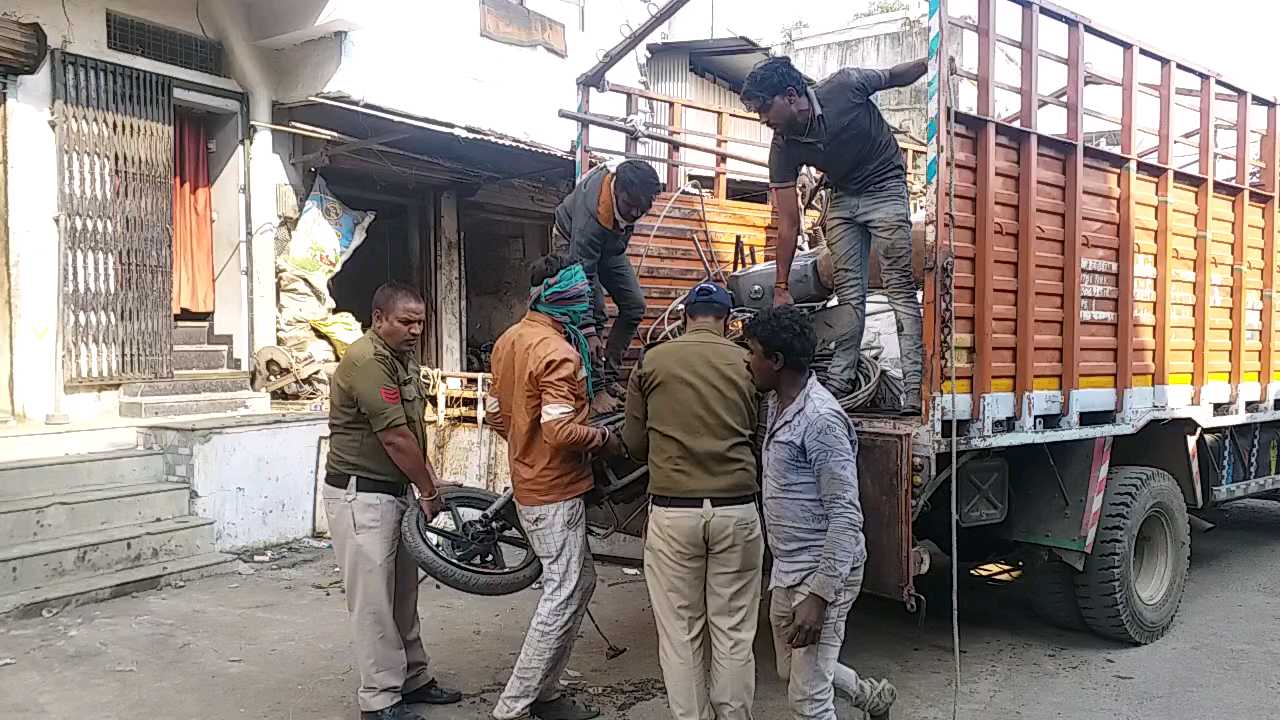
[852,417,919,609]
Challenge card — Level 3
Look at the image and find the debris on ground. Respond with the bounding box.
[299,538,332,549]
[622,568,642,576]
[228,657,244,664]
[563,669,582,679]
[226,584,240,589]
[237,565,257,576]
[41,607,61,619]
[171,580,187,589]
[0,658,15,668]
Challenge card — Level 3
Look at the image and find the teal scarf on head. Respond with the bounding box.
[530,263,596,398]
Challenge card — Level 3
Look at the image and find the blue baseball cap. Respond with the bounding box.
[684,282,733,310]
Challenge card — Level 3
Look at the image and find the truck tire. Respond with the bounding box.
[1074,466,1190,644]
[1028,560,1087,631]
[401,486,543,596]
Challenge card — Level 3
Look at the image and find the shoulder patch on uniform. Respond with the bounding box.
[379,386,401,404]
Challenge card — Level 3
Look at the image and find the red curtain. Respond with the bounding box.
[172,111,215,314]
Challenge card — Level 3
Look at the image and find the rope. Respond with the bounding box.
[946,55,963,720]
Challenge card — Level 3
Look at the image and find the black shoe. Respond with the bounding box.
[530,695,601,720]
[900,388,922,416]
[361,701,425,720]
[403,679,463,705]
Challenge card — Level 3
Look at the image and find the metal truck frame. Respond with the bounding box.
[859,0,1280,644]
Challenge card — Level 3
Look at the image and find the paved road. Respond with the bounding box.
[3,500,1279,719]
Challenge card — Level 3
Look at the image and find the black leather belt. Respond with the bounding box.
[325,473,409,497]
[650,493,756,508]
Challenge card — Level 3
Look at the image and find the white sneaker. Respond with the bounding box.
[851,677,897,718]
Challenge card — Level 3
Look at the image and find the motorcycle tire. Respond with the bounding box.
[401,486,543,596]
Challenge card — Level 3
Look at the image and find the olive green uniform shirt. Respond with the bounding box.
[326,331,428,484]
[622,328,760,497]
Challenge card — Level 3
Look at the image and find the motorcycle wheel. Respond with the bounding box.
[401,486,543,596]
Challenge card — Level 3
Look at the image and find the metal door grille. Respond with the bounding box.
[54,52,174,384]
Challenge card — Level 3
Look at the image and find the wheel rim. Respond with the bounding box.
[1132,508,1174,605]
[412,496,537,577]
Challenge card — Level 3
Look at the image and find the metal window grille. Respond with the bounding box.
[106,11,225,77]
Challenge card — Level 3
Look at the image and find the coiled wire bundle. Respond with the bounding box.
[641,301,903,412]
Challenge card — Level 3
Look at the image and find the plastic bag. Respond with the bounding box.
[310,312,364,358]
[281,176,375,276]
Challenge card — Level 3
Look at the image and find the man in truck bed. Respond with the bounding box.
[740,56,927,415]
[552,159,662,415]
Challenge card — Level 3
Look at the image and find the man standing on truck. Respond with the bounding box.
[486,255,627,720]
[621,282,764,720]
[743,306,898,720]
[740,56,927,415]
[553,159,662,415]
[323,282,464,720]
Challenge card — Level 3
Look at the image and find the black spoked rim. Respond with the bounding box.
[411,495,538,577]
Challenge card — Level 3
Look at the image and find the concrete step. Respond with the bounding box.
[0,426,140,464]
[173,345,230,371]
[0,516,216,595]
[0,449,164,499]
[118,390,270,418]
[0,482,190,545]
[173,321,212,346]
[0,551,234,618]
[120,370,252,398]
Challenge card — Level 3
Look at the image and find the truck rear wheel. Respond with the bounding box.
[1028,560,1087,631]
[1074,466,1190,644]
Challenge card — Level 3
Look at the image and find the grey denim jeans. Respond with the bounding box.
[824,179,923,395]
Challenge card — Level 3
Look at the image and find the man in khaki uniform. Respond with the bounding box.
[622,282,765,720]
[325,282,463,720]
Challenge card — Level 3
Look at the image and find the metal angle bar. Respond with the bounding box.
[1230,92,1252,395]
[558,109,769,168]
[577,0,692,88]
[293,131,412,166]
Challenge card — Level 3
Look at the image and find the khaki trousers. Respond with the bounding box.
[644,501,765,720]
[769,567,865,720]
[324,480,433,713]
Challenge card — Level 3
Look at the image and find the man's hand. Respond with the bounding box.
[773,285,795,307]
[600,429,627,458]
[787,593,828,648]
[587,335,605,364]
[418,490,444,522]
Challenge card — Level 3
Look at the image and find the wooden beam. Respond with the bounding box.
[975,123,997,399]
[1155,61,1176,388]
[977,0,996,118]
[1261,104,1279,396]
[1230,93,1251,398]
[714,111,729,200]
[1015,2,1039,417]
[1020,4,1039,132]
[668,101,683,190]
[437,191,464,372]
[1115,45,1138,410]
[1193,76,1216,403]
[1063,22,1085,410]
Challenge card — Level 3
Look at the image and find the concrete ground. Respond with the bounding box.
[4,500,1280,720]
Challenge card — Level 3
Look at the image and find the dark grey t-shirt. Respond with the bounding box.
[767,68,906,195]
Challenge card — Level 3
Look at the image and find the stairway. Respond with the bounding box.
[0,442,233,617]
[119,320,269,418]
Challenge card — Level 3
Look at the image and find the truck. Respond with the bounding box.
[406,0,1280,646]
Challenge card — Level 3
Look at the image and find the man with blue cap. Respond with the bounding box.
[622,282,764,720]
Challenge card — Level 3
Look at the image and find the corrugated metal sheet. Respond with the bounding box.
[645,52,770,186]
